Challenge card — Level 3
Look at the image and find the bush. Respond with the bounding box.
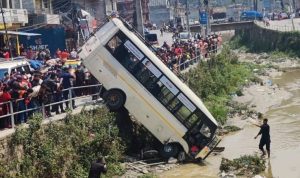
[220,155,266,175]
[184,46,253,124]
[1,108,125,178]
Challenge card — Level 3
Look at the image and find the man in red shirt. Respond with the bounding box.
[3,50,10,60]
[0,83,12,128]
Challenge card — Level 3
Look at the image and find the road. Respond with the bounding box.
[150,30,174,47]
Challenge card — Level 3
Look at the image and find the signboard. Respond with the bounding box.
[199,12,208,25]
[160,76,179,95]
[177,93,196,112]
[142,58,162,78]
[124,40,144,60]
[19,26,66,56]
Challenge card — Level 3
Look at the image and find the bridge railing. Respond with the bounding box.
[0,84,103,130]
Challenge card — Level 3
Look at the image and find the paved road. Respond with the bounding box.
[150,30,174,47]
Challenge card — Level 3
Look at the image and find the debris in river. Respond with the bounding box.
[220,155,266,176]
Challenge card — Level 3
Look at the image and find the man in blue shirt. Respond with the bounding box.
[60,67,76,109]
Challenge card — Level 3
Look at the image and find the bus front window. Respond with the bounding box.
[200,123,212,138]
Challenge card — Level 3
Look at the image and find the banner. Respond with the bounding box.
[200,12,208,25]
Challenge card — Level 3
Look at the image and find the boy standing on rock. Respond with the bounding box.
[254,118,271,158]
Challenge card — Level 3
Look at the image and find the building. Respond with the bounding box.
[22,0,60,26]
[149,0,186,27]
[117,0,149,25]
[19,0,66,55]
[0,0,28,51]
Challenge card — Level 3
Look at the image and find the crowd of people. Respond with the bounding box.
[0,48,100,130]
[156,33,222,74]
[0,30,223,130]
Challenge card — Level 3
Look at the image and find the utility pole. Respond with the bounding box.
[289,0,295,30]
[186,0,190,37]
[135,0,144,35]
[205,0,210,35]
[0,1,13,59]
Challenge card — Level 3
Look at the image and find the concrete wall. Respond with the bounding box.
[233,24,300,57]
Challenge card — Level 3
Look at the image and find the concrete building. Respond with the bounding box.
[22,0,60,26]
[149,0,186,27]
[0,0,28,50]
[116,0,149,25]
[0,0,28,29]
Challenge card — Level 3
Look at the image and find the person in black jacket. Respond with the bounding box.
[254,118,271,158]
[88,157,107,178]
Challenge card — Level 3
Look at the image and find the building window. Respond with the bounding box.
[43,0,48,8]
[1,0,8,8]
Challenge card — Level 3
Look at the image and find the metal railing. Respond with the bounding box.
[178,44,220,72]
[0,84,103,129]
[178,55,201,71]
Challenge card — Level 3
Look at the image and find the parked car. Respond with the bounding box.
[278,12,289,20]
[144,33,159,46]
[178,32,193,42]
[0,58,33,79]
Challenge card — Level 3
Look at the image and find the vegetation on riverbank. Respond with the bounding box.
[220,155,266,176]
[230,26,300,58]
[0,108,125,178]
[184,46,257,124]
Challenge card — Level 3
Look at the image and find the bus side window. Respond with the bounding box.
[186,113,199,128]
[157,85,176,105]
[175,105,192,124]
[106,35,140,74]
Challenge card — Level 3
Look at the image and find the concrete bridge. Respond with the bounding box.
[190,21,255,32]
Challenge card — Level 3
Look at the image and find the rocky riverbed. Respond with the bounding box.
[122,50,300,178]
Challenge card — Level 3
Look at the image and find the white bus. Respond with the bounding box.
[78,17,220,161]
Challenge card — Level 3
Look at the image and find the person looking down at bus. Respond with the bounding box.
[254,118,271,158]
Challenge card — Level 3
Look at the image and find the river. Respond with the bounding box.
[161,69,300,178]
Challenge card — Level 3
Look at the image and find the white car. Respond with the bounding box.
[0,58,33,79]
[178,32,194,42]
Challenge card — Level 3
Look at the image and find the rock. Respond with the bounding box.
[253,175,265,178]
[142,168,149,174]
[168,157,178,164]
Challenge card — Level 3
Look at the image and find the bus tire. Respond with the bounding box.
[103,89,126,111]
[160,143,179,159]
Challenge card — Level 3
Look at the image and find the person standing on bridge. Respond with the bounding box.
[254,118,271,158]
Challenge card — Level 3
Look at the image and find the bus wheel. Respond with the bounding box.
[104,89,126,111]
[177,151,186,162]
[160,143,179,159]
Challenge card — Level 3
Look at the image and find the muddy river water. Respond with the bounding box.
[161,70,300,178]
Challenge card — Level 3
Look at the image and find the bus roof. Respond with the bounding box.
[112,18,219,126]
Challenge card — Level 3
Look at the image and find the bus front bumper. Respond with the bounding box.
[195,136,222,160]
